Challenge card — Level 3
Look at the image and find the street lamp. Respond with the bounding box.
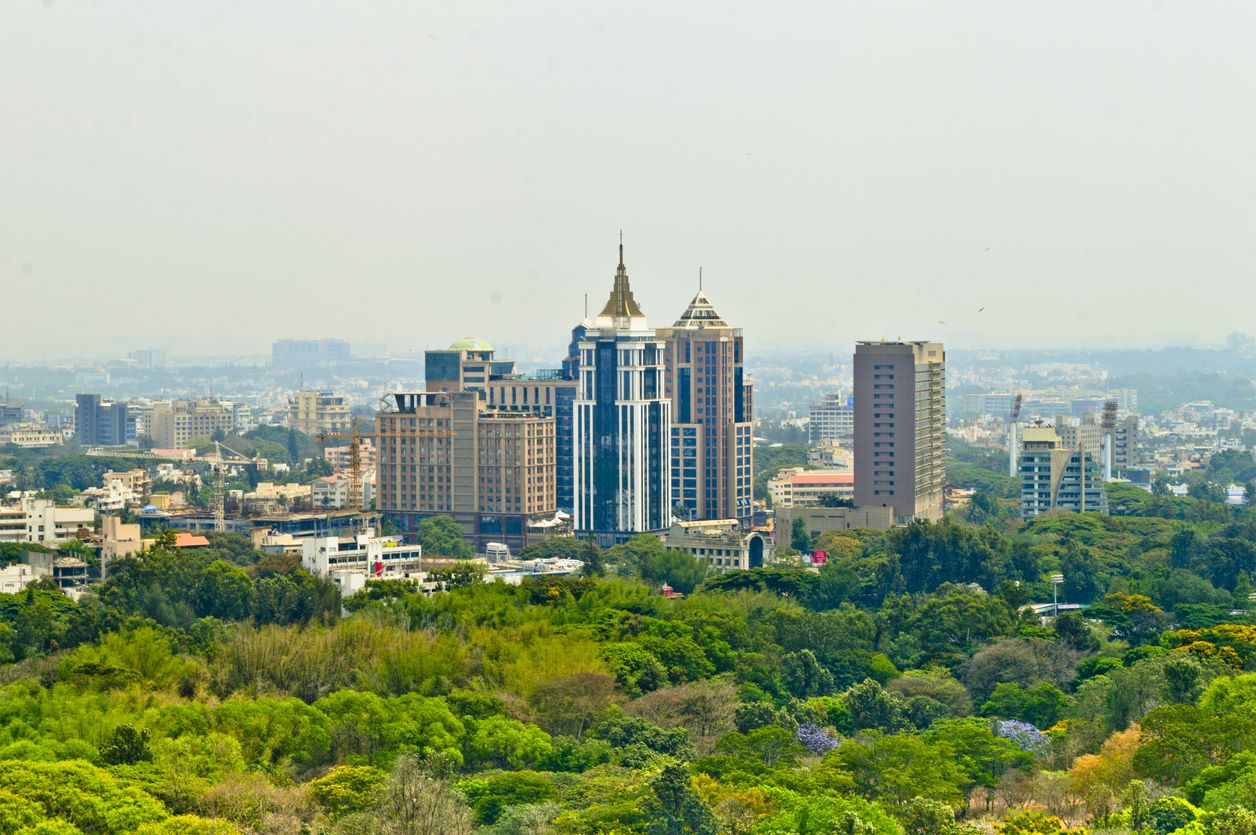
[1050,574,1065,618]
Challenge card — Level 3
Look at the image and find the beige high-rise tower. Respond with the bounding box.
[853,341,945,523]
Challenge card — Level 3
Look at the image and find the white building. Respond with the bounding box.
[0,498,95,545]
[809,393,854,446]
[311,470,376,511]
[767,468,855,508]
[300,530,424,593]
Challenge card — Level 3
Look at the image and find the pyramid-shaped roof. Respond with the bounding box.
[673,289,729,328]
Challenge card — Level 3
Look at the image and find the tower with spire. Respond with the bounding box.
[658,278,755,530]
[571,238,672,545]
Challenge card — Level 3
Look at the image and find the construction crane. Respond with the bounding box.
[318,416,454,513]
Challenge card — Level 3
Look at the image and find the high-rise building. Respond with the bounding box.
[572,243,671,545]
[75,394,130,447]
[150,399,241,449]
[1019,424,1108,520]
[659,288,753,526]
[272,338,351,369]
[423,338,578,515]
[853,341,946,523]
[376,391,555,552]
[809,393,854,447]
[288,390,351,437]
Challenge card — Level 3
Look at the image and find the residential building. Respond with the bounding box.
[150,399,239,448]
[288,390,351,437]
[572,242,672,545]
[325,440,376,472]
[75,394,130,446]
[1112,415,1140,471]
[376,391,556,552]
[1052,415,1105,462]
[312,471,376,511]
[659,288,754,527]
[853,341,946,523]
[809,393,855,446]
[101,516,144,566]
[272,338,351,368]
[1019,424,1108,520]
[0,497,95,545]
[664,519,772,574]
[767,468,856,508]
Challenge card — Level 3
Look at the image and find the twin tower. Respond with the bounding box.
[573,242,752,546]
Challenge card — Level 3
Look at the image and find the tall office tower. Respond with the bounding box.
[573,242,672,545]
[1019,424,1108,520]
[853,341,946,523]
[75,394,130,446]
[659,288,753,527]
[376,391,555,552]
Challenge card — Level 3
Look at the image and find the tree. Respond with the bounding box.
[100,724,153,765]
[791,518,811,554]
[782,649,836,698]
[310,765,385,819]
[980,682,1070,729]
[642,763,718,835]
[417,516,473,558]
[374,753,473,835]
[843,679,911,733]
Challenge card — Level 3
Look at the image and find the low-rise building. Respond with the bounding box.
[767,468,855,508]
[664,519,772,574]
[0,498,95,545]
[0,424,64,448]
[312,471,376,511]
[300,531,424,594]
[775,505,895,542]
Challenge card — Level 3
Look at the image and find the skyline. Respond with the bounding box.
[3,1,1255,360]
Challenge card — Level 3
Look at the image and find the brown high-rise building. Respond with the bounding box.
[376,391,555,553]
[659,289,754,527]
[853,341,945,523]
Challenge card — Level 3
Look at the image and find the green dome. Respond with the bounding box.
[449,336,493,351]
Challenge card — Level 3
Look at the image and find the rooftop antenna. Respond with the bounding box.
[584,293,588,319]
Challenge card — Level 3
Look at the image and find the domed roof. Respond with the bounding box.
[449,336,493,351]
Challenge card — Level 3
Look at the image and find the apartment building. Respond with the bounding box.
[1019,424,1108,520]
[150,399,240,448]
[288,390,351,437]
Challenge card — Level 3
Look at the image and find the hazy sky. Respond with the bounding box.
[3,1,1254,361]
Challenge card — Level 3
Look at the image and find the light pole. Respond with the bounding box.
[1051,573,1065,618]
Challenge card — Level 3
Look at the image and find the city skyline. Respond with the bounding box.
[4,1,1255,360]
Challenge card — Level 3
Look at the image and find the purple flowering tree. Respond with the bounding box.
[992,719,1050,754]
[795,722,840,755]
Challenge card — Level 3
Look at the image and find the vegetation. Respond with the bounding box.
[4,485,1256,832]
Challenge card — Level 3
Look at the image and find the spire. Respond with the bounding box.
[673,279,729,328]
[597,234,646,323]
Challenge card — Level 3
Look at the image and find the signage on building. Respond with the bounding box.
[811,550,827,565]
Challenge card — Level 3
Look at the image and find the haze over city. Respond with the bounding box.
[3,0,1254,360]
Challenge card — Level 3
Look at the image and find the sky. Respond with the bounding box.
[2,0,1254,362]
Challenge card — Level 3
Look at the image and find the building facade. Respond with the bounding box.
[288,390,351,437]
[376,391,556,552]
[272,338,351,368]
[572,244,672,545]
[664,519,771,574]
[659,289,754,528]
[1019,425,1108,520]
[809,393,855,447]
[75,394,130,446]
[853,341,946,523]
[150,399,240,449]
[0,498,95,545]
[766,468,855,508]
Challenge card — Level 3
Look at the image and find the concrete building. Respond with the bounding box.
[272,338,351,368]
[572,242,672,545]
[377,391,556,552]
[767,468,855,508]
[664,519,771,574]
[150,399,240,449]
[853,341,946,523]
[101,516,144,565]
[1052,415,1105,462]
[300,531,424,594]
[0,403,24,426]
[312,471,376,511]
[0,497,95,545]
[75,394,130,446]
[659,288,754,527]
[325,440,375,472]
[426,338,578,516]
[1019,424,1108,520]
[288,390,351,437]
[775,504,896,542]
[809,393,855,446]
